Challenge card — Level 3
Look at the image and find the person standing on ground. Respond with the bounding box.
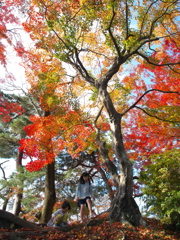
[75,171,97,223]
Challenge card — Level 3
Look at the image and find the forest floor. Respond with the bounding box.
[1,213,180,240]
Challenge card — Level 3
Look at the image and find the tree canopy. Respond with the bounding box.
[1,0,180,226]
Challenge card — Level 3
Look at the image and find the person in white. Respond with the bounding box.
[75,172,97,223]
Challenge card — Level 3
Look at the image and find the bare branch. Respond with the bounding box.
[94,106,104,127]
[51,29,71,51]
[123,37,160,61]
[0,160,9,180]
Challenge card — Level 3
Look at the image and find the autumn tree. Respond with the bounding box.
[0,92,26,214]
[0,0,55,222]
[121,40,180,200]
[121,42,180,159]
[9,0,180,226]
[17,48,97,222]
[0,0,33,216]
[0,92,43,215]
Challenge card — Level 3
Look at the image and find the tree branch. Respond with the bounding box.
[168,65,180,74]
[139,0,158,37]
[149,1,178,38]
[107,5,121,58]
[125,0,129,40]
[81,48,112,60]
[122,89,180,116]
[73,48,95,85]
[136,51,180,66]
[0,160,9,180]
[94,107,119,188]
[135,106,179,123]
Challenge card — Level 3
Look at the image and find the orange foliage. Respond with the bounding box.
[19,110,96,171]
[123,40,180,166]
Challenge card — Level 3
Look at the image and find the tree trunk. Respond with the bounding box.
[39,110,56,223]
[2,198,8,211]
[98,84,147,226]
[109,139,146,225]
[12,150,23,216]
[39,161,56,224]
[0,209,42,230]
[12,192,23,216]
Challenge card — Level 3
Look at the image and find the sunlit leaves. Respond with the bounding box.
[6,0,179,188]
[19,107,96,171]
[122,40,180,168]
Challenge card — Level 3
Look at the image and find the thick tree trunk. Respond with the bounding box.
[12,150,23,216]
[97,84,147,226]
[39,110,56,224]
[39,161,56,224]
[110,191,146,225]
[12,192,23,216]
[0,210,42,230]
[2,199,8,211]
[109,135,146,225]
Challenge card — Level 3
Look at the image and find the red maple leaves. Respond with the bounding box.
[0,93,24,122]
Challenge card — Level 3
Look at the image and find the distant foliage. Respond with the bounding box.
[140,149,180,221]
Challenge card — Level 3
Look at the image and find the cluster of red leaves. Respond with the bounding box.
[19,112,96,171]
[97,122,110,132]
[123,39,180,166]
[0,94,25,122]
[1,215,179,240]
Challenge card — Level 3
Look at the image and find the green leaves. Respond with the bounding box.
[140,149,180,221]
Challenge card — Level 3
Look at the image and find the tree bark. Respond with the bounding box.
[0,209,42,230]
[39,110,56,224]
[97,83,147,226]
[12,149,23,216]
[39,161,56,224]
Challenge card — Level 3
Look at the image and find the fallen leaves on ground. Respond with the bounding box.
[1,214,179,240]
